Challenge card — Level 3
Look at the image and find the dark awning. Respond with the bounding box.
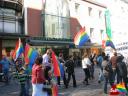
[28,39,74,46]
[27,37,101,48]
[0,33,28,40]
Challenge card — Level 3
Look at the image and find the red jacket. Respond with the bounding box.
[32,64,45,84]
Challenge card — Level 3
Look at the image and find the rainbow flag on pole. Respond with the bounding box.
[13,38,24,61]
[52,85,58,96]
[105,10,116,50]
[52,51,61,77]
[105,37,115,49]
[24,43,38,71]
[74,27,89,47]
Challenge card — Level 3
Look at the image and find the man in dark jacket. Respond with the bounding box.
[117,55,128,91]
[65,55,76,88]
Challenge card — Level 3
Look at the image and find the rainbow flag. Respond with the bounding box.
[52,85,58,96]
[25,43,38,72]
[116,82,127,93]
[74,27,89,47]
[58,60,65,78]
[106,37,115,49]
[13,38,24,61]
[51,51,61,77]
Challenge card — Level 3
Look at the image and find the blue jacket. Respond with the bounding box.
[0,58,10,71]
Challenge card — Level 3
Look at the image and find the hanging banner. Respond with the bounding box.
[105,10,112,39]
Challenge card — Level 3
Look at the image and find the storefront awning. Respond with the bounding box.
[29,39,74,46]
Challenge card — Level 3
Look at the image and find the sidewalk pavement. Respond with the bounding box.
[0,66,107,96]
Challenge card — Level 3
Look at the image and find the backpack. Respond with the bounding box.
[105,62,113,73]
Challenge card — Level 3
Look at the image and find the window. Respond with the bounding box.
[0,8,22,34]
[75,3,80,12]
[90,28,94,38]
[88,7,92,16]
[99,10,102,18]
[100,30,104,40]
[52,24,55,35]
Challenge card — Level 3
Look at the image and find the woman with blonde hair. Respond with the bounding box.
[82,52,91,85]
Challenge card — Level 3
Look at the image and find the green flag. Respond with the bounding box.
[105,10,112,39]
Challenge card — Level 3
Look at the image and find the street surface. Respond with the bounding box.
[0,66,107,96]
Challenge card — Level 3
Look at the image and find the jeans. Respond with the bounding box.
[90,65,94,79]
[3,69,9,84]
[20,84,27,96]
[104,76,108,93]
[25,79,30,96]
[112,68,117,83]
[98,68,104,81]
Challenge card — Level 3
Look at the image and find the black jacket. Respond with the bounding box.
[65,60,75,73]
[117,56,127,77]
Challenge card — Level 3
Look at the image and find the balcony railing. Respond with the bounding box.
[0,0,23,12]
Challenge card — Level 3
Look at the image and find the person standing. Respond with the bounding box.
[0,55,11,84]
[97,52,105,83]
[82,53,91,85]
[32,56,47,96]
[65,55,76,88]
[102,56,113,94]
[13,67,29,96]
[110,52,118,83]
[116,55,128,91]
[57,54,68,88]
[42,49,52,83]
[89,52,96,79]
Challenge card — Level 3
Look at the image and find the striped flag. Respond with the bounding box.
[13,38,24,61]
[51,51,61,77]
[52,85,58,96]
[24,43,38,72]
[74,27,89,47]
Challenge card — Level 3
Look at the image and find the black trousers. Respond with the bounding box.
[57,73,68,88]
[83,68,90,84]
[44,66,51,82]
[67,72,76,87]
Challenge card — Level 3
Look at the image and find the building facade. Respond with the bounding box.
[0,0,24,59]
[69,0,106,55]
[96,0,128,59]
[0,0,107,58]
[24,0,106,56]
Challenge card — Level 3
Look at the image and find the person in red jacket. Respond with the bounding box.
[32,56,47,96]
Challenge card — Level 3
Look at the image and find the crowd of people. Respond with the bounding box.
[0,49,128,96]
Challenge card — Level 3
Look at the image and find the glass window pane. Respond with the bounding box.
[4,21,15,33]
